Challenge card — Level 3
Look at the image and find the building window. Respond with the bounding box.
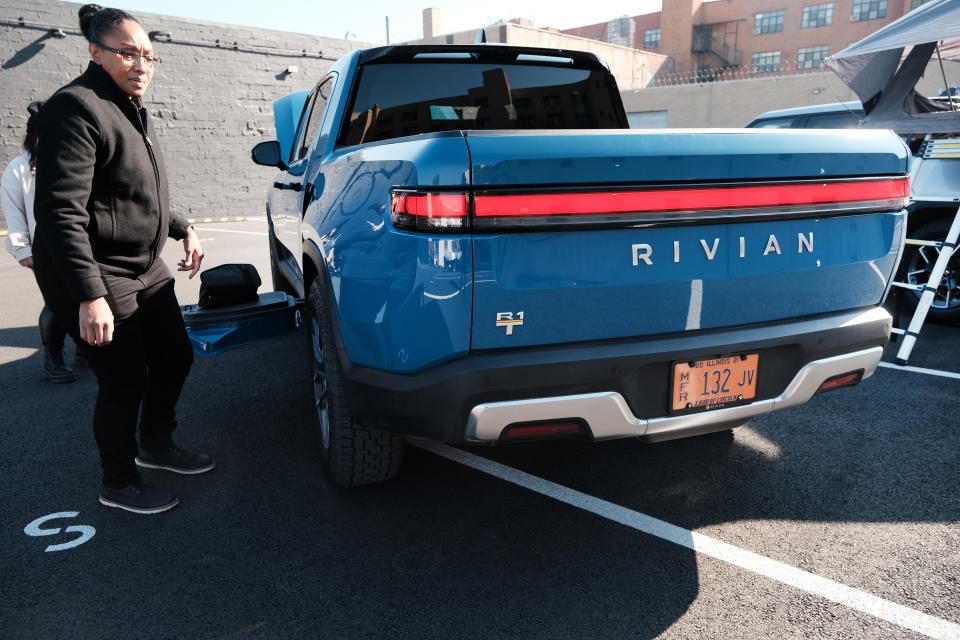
[910,0,933,7]
[797,45,830,69]
[643,28,660,49]
[802,3,834,28]
[751,51,781,73]
[754,10,785,34]
[851,0,886,21]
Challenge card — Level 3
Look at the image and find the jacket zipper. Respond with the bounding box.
[129,103,165,269]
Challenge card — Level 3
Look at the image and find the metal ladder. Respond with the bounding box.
[890,202,960,364]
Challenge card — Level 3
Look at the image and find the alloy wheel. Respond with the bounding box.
[907,245,960,310]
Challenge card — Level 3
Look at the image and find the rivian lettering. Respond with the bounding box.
[632,232,814,266]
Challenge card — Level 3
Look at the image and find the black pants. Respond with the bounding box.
[81,279,194,486]
[38,306,67,345]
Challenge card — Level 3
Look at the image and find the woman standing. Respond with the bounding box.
[2,101,79,383]
[33,5,214,514]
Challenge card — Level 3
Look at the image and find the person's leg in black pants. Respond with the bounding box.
[86,314,182,514]
[87,277,210,486]
[85,307,150,487]
[130,278,213,476]
[38,305,77,383]
[136,278,194,452]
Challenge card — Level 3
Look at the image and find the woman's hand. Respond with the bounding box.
[178,226,204,279]
[18,257,34,269]
[79,297,114,346]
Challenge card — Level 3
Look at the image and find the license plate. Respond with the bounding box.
[671,354,759,413]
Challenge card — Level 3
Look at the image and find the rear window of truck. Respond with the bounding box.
[338,62,625,147]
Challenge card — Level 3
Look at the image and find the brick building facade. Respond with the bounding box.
[563,0,934,79]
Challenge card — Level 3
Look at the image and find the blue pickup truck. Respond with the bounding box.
[230,44,910,486]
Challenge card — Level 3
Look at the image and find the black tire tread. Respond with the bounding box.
[308,278,404,486]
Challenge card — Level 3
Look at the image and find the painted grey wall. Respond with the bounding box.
[0,0,370,227]
[621,73,859,129]
[622,63,960,129]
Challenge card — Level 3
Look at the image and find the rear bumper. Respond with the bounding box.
[467,346,882,443]
[339,306,891,443]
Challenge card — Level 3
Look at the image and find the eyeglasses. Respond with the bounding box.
[95,43,162,66]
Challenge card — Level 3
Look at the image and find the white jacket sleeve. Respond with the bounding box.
[1,157,32,262]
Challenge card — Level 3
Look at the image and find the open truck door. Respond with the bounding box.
[180,90,312,357]
[182,290,301,357]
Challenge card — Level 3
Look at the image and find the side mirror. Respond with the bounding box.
[251,140,285,169]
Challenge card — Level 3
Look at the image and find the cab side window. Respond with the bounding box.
[805,112,863,129]
[751,116,798,128]
[296,77,335,161]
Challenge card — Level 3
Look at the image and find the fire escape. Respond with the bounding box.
[691,19,744,80]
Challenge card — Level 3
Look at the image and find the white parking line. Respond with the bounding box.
[878,361,960,380]
[412,440,960,640]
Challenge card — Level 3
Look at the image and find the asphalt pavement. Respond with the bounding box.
[1,219,957,639]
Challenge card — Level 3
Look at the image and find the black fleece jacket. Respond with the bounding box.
[33,61,190,320]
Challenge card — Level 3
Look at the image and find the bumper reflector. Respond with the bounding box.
[816,371,863,394]
[500,420,588,441]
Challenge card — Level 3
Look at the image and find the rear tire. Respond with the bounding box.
[898,218,960,326]
[307,278,404,487]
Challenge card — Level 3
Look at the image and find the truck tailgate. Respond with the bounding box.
[465,129,910,349]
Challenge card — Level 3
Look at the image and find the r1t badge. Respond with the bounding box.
[496,311,524,336]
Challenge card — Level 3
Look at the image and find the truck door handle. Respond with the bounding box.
[273,181,302,192]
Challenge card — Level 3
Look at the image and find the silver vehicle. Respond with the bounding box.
[745,102,865,130]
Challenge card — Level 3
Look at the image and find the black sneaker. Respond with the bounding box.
[136,445,215,475]
[43,343,77,383]
[99,480,179,514]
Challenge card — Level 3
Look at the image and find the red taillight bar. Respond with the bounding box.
[473,177,909,218]
[390,177,909,232]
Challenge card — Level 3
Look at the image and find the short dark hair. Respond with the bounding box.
[24,101,43,169]
[78,4,141,44]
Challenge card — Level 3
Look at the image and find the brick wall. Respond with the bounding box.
[698,0,915,75]
[0,0,370,229]
[563,0,919,76]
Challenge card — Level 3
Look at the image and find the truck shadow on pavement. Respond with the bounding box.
[181,330,704,638]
